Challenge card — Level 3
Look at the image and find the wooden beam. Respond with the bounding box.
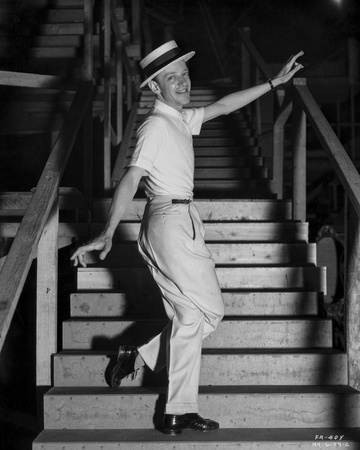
[36,200,59,386]
[294,79,360,218]
[103,0,112,192]
[0,81,92,354]
[0,71,77,91]
[345,198,360,390]
[292,89,307,222]
[272,98,292,199]
[0,188,86,214]
[111,102,139,185]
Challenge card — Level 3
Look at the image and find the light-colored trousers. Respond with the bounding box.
[137,196,224,415]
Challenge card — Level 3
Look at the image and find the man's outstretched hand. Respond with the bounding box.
[70,233,113,268]
[273,51,304,86]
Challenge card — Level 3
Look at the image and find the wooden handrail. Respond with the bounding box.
[293,80,360,217]
[111,101,139,185]
[0,70,77,90]
[0,80,93,353]
[101,0,141,192]
[274,76,360,391]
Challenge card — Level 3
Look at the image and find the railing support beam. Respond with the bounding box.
[292,80,307,222]
[345,198,360,390]
[36,198,59,386]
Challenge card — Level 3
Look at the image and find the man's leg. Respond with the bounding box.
[137,199,224,415]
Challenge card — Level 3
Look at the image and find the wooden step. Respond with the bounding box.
[1,221,309,242]
[69,291,320,318]
[193,179,273,197]
[76,266,326,292]
[43,386,360,429]
[194,147,260,157]
[195,167,268,179]
[81,242,317,267]
[92,198,292,222]
[40,23,84,35]
[32,35,83,47]
[76,221,309,243]
[33,428,360,450]
[45,9,84,23]
[195,156,264,167]
[62,318,332,350]
[30,47,79,59]
[199,128,253,137]
[53,349,347,387]
[193,137,257,146]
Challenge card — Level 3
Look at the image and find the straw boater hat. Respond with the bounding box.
[139,40,195,89]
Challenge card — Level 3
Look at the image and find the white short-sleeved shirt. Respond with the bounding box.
[129,99,205,198]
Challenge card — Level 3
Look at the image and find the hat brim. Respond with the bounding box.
[140,51,195,89]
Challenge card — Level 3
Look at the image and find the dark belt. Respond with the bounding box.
[172,199,191,204]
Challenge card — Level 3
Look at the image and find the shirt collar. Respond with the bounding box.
[154,99,184,129]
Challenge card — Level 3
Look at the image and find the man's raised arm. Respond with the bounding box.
[203,51,304,122]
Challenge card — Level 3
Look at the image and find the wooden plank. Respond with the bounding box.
[194,167,267,179]
[76,266,326,292]
[53,349,346,387]
[0,70,77,90]
[40,24,84,35]
[111,103,139,184]
[294,80,360,218]
[36,200,59,386]
[345,200,360,390]
[62,318,332,350]
[272,98,292,199]
[46,9,84,23]
[30,48,78,58]
[0,221,308,242]
[82,242,317,267]
[70,291,319,317]
[0,188,86,213]
[195,156,263,167]
[103,0,112,192]
[0,81,93,353]
[92,198,292,221]
[33,428,360,450]
[292,88,307,221]
[43,386,360,429]
[33,36,82,47]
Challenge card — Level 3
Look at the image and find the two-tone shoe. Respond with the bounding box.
[162,413,219,435]
[111,345,138,388]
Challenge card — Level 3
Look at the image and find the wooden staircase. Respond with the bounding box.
[33,91,360,447]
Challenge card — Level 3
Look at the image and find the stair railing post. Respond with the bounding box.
[103,0,112,193]
[83,0,94,209]
[345,198,360,390]
[292,78,307,222]
[36,197,59,387]
[240,27,251,90]
[115,39,123,145]
[272,99,292,199]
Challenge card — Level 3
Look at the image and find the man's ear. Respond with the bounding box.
[148,80,161,94]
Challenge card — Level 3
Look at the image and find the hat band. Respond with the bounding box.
[142,47,181,78]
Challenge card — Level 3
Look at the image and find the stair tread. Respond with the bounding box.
[34,427,360,443]
[56,348,345,356]
[46,385,359,395]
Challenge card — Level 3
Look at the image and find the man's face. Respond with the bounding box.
[153,60,191,111]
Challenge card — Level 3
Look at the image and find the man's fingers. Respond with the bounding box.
[99,240,112,260]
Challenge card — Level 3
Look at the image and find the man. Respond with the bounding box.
[71,40,303,435]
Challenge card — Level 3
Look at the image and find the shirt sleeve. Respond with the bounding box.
[129,116,165,174]
[182,107,205,135]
